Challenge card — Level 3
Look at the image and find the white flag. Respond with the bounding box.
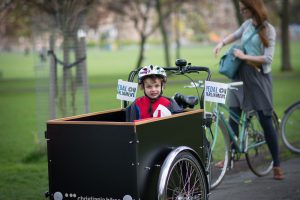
[116,80,138,102]
[204,81,228,104]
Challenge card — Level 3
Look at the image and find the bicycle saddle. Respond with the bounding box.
[174,93,199,109]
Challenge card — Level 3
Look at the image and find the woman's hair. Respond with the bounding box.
[240,0,270,47]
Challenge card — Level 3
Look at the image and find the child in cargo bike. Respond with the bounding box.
[126,65,198,122]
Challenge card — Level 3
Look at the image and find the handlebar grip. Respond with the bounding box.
[186,66,210,73]
[162,66,211,74]
[228,81,243,86]
[163,67,179,71]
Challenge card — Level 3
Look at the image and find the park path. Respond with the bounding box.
[209,156,300,200]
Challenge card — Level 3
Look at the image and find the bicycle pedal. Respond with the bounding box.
[228,160,235,170]
[233,153,241,161]
[230,150,236,159]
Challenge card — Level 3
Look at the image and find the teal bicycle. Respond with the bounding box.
[205,82,280,189]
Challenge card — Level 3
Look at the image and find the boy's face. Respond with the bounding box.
[143,77,163,99]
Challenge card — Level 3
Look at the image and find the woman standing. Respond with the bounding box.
[213,0,284,180]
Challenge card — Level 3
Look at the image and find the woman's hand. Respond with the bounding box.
[233,48,246,60]
[213,41,224,58]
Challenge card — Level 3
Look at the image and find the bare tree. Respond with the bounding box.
[172,0,210,60]
[155,0,172,66]
[280,0,292,71]
[155,0,185,67]
[0,0,14,23]
[0,0,34,50]
[268,0,292,71]
[107,0,160,68]
[28,0,97,117]
[173,7,182,59]
[106,0,195,68]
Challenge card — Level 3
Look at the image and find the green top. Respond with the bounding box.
[232,19,276,74]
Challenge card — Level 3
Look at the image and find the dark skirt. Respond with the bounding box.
[227,62,273,116]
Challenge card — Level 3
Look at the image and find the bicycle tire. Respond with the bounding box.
[280,101,300,153]
[207,119,230,190]
[272,111,280,133]
[245,112,274,176]
[158,151,208,200]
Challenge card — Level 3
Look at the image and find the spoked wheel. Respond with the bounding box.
[207,119,230,190]
[158,151,208,200]
[245,112,273,176]
[281,101,300,153]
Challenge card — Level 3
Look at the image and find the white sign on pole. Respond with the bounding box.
[116,79,138,102]
[204,81,228,104]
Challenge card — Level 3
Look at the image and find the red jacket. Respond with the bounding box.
[135,96,171,119]
[126,96,183,121]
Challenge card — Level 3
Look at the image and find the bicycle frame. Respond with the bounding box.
[211,103,248,154]
[212,102,271,155]
[206,82,275,189]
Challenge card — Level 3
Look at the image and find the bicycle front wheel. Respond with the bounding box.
[158,151,208,200]
[207,119,230,190]
[281,101,300,153]
[245,112,274,176]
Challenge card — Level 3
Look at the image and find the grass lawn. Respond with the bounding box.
[0,43,300,199]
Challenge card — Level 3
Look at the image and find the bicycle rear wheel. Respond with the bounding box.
[281,101,300,153]
[207,119,230,189]
[245,112,274,176]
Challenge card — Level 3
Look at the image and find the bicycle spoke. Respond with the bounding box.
[162,153,207,200]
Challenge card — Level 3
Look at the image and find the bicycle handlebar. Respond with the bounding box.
[125,59,211,108]
[228,81,243,87]
[162,65,211,76]
[128,65,211,83]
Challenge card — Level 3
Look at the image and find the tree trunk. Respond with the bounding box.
[74,34,83,85]
[281,0,292,71]
[79,34,90,113]
[48,33,56,119]
[232,0,243,25]
[61,31,71,116]
[136,33,146,69]
[175,11,181,59]
[70,32,77,116]
[156,0,171,67]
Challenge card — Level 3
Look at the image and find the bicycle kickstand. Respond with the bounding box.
[229,149,235,169]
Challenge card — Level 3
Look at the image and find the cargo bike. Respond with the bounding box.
[45,59,212,200]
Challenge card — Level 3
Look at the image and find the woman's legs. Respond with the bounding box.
[257,110,280,167]
[257,110,284,180]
